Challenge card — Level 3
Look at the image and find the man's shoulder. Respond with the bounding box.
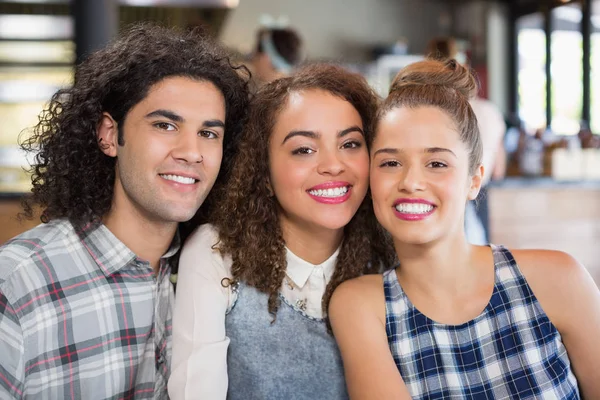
[0,219,76,291]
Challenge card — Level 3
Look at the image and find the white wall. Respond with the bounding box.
[487,1,509,115]
[219,0,451,62]
[452,0,510,114]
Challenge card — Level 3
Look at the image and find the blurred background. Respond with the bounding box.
[0,0,599,286]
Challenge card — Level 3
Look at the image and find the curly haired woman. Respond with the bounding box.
[169,64,395,399]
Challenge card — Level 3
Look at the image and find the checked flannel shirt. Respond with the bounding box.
[0,219,177,399]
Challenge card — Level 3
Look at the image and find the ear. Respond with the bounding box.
[97,112,119,157]
[467,164,484,201]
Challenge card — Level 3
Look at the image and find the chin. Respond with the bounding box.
[157,207,200,224]
[388,229,438,246]
[312,214,355,231]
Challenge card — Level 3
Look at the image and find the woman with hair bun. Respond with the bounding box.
[169,63,394,399]
[329,58,600,399]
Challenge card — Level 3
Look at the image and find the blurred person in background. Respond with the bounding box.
[246,17,304,93]
[427,37,506,245]
[0,24,249,399]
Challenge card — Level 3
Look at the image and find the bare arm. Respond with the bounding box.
[514,249,600,399]
[329,276,412,399]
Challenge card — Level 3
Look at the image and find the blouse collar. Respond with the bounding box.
[284,246,340,289]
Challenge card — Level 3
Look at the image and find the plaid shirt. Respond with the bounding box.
[0,219,177,399]
[384,245,580,399]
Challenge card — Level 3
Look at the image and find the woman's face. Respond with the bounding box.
[268,89,370,235]
[370,106,482,246]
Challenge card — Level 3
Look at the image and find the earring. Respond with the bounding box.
[266,180,274,197]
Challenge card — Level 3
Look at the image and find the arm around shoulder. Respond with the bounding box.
[168,224,231,400]
[513,249,600,399]
[329,275,412,400]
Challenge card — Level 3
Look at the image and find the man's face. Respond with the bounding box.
[100,76,226,226]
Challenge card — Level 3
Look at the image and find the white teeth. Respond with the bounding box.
[395,203,434,214]
[160,174,196,184]
[308,186,349,198]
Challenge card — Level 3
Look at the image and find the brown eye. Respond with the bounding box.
[428,161,447,168]
[154,122,176,131]
[199,130,218,139]
[341,140,362,149]
[380,160,401,168]
[291,147,315,155]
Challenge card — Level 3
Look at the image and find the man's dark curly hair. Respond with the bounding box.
[212,63,396,320]
[20,23,250,226]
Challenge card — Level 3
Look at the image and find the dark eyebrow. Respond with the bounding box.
[373,147,457,158]
[339,125,364,137]
[203,119,225,129]
[281,125,364,145]
[372,147,400,157]
[145,109,183,122]
[145,110,225,129]
[425,147,456,157]
[282,130,319,145]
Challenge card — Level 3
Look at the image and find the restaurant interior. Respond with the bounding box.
[0,0,598,285]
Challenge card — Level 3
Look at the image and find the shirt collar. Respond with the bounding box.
[75,221,181,277]
[284,246,340,289]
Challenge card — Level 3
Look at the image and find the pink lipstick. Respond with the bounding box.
[307,181,352,205]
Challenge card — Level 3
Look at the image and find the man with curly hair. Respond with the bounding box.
[0,24,249,399]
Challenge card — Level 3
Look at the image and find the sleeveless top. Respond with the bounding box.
[225,282,348,400]
[383,245,580,399]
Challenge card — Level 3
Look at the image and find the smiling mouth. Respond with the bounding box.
[394,203,435,214]
[159,174,198,185]
[307,186,350,198]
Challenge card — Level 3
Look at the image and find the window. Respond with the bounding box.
[550,3,583,135]
[517,13,546,131]
[591,0,600,132]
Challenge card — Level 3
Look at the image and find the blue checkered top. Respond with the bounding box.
[384,245,580,399]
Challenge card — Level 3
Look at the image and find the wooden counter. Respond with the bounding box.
[0,195,39,245]
[488,178,600,286]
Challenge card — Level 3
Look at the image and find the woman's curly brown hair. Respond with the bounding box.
[19,23,250,227]
[212,63,396,320]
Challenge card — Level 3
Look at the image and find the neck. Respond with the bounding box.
[280,220,343,265]
[393,233,477,296]
[103,201,177,275]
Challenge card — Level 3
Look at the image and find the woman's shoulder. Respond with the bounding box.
[184,223,220,247]
[329,274,388,338]
[487,245,581,280]
[329,274,385,314]
[337,274,385,293]
[502,247,595,330]
[505,247,584,280]
[180,223,232,278]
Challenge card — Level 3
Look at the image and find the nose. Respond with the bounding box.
[399,165,426,193]
[316,148,345,176]
[171,131,203,164]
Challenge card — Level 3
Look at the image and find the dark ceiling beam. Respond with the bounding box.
[512,0,580,18]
